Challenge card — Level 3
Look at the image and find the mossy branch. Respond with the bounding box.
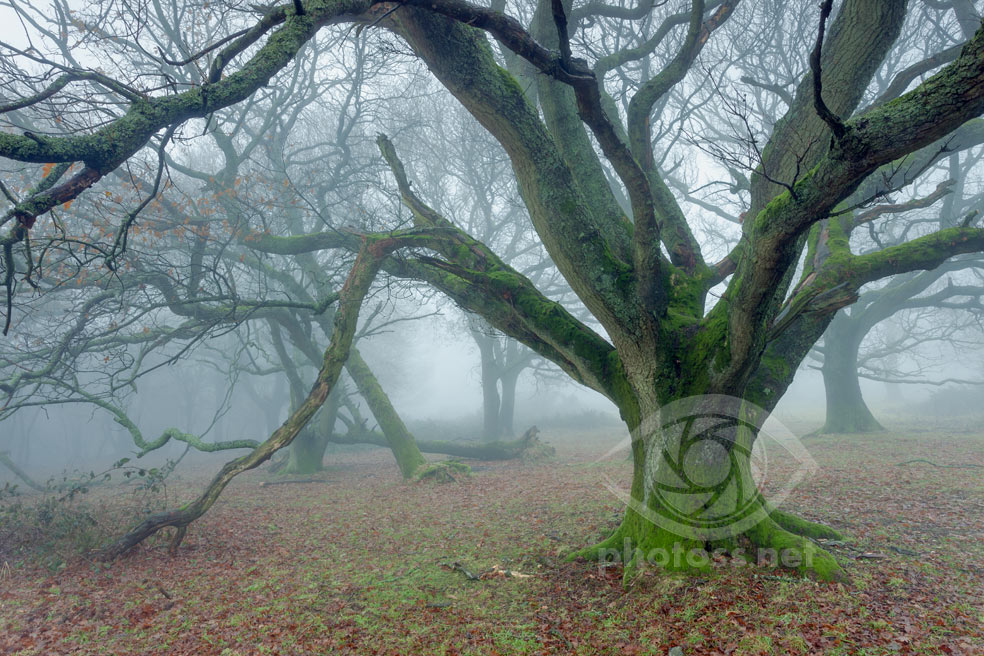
[96,230,416,559]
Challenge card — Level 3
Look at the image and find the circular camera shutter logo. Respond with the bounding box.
[598,395,816,541]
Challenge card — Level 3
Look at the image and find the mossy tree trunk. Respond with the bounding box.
[284,429,326,474]
[368,0,984,583]
[268,319,336,474]
[284,394,340,474]
[344,346,427,478]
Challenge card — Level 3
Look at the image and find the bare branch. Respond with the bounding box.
[810,0,846,140]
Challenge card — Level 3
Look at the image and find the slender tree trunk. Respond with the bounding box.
[498,367,520,437]
[345,347,427,478]
[476,335,502,440]
[820,316,884,434]
[282,389,340,474]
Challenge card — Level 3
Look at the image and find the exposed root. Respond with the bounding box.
[745,516,845,582]
[570,504,847,585]
[766,505,846,541]
[566,527,627,563]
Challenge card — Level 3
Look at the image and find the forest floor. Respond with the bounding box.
[0,424,982,655]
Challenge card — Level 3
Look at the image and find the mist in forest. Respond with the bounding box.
[4,297,982,478]
[1,0,983,653]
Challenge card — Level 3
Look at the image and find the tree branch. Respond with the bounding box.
[810,0,846,140]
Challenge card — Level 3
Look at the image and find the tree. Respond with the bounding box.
[816,262,984,434]
[4,0,984,581]
[811,160,984,433]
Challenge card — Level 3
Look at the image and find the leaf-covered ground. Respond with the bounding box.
[1,427,982,655]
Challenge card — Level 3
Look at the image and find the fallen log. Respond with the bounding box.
[327,426,552,461]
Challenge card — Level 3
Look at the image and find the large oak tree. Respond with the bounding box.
[3,0,984,580]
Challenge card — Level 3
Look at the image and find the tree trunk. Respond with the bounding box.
[819,316,884,434]
[481,363,502,440]
[281,389,340,474]
[344,347,427,478]
[474,332,502,440]
[283,429,327,475]
[497,367,520,437]
[574,391,845,583]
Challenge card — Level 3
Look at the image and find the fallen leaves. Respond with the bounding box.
[0,429,981,654]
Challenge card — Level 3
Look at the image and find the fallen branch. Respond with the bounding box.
[258,478,326,487]
[444,560,479,581]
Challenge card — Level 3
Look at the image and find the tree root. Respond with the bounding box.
[744,516,846,582]
[569,504,847,585]
[766,505,847,541]
[566,528,627,563]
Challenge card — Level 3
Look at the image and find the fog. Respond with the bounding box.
[1,0,983,652]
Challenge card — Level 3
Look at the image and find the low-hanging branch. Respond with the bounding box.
[96,229,430,559]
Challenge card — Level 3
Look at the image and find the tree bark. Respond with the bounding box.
[573,389,845,583]
[281,387,341,474]
[284,428,327,475]
[475,334,503,440]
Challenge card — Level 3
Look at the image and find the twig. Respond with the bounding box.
[895,459,983,468]
[445,560,479,580]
